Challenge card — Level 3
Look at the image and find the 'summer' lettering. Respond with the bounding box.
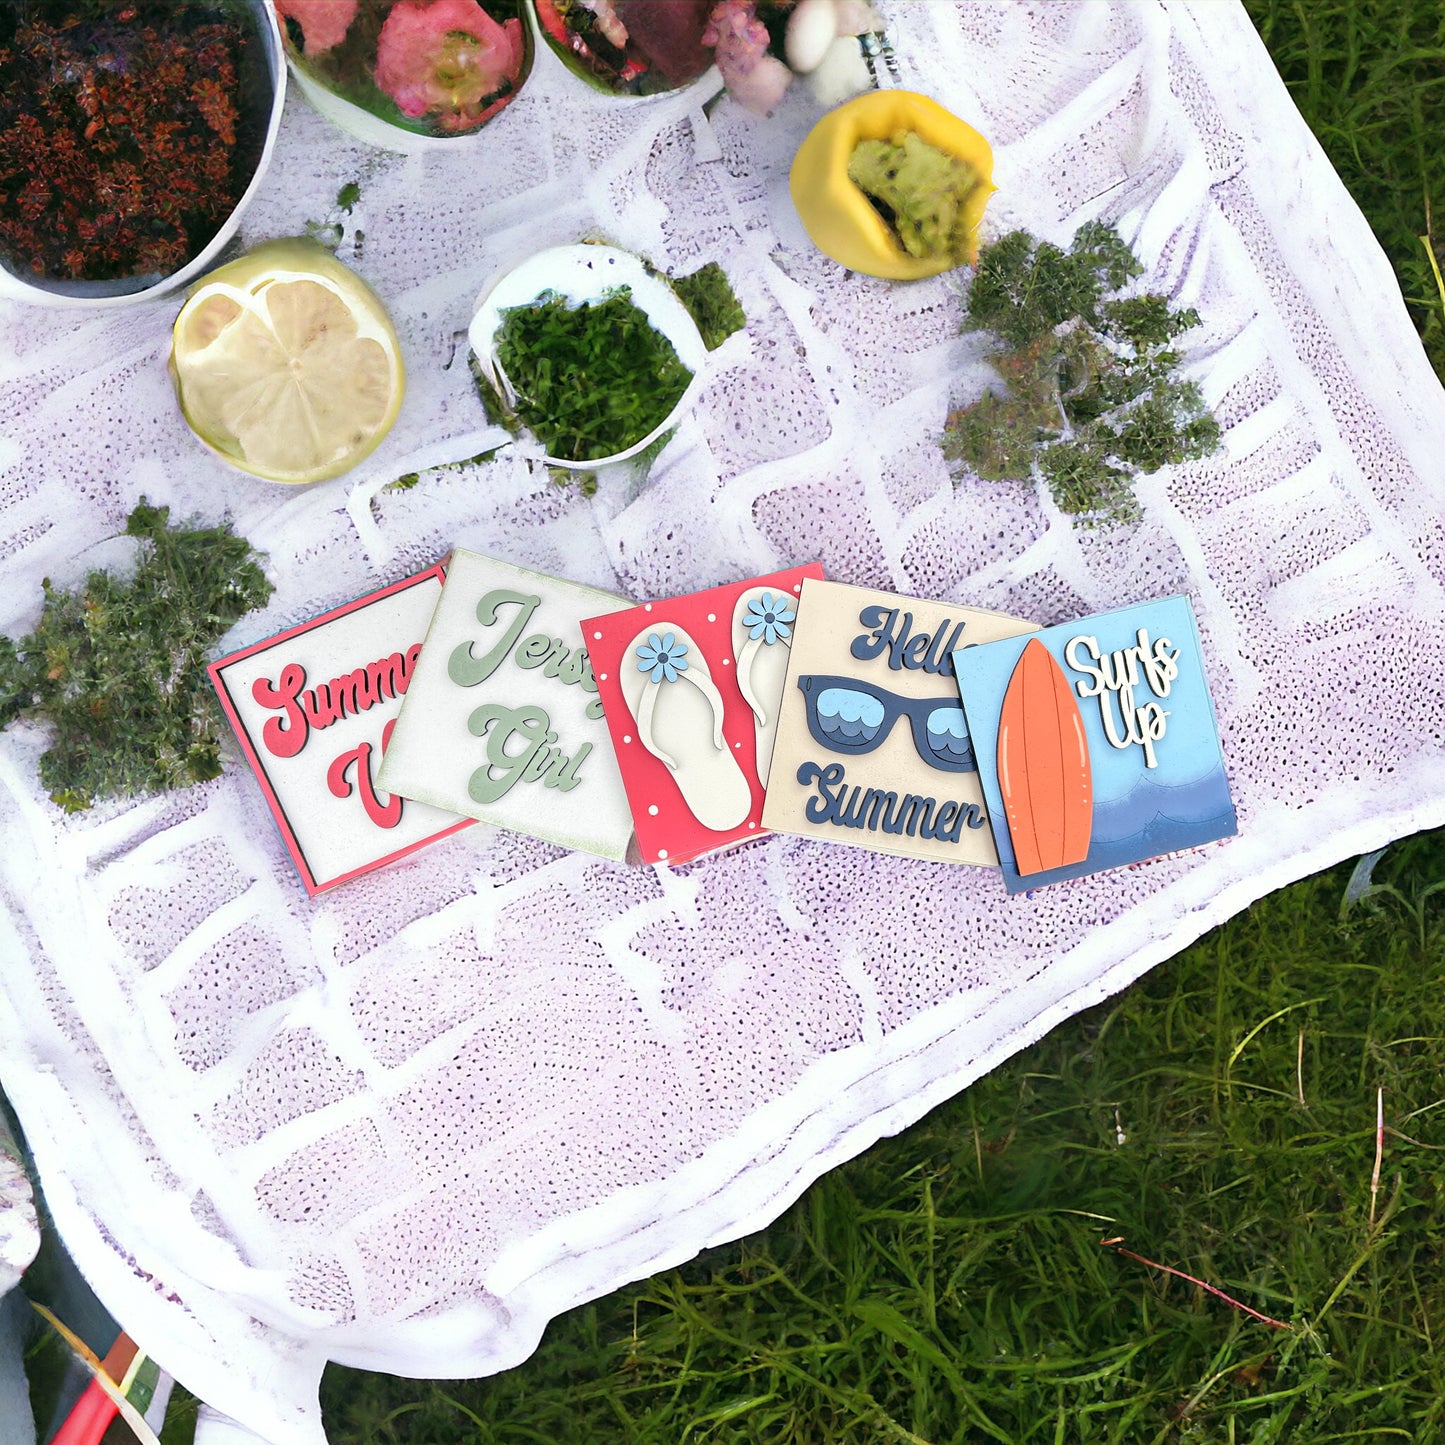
[796,760,985,842]
[253,645,422,759]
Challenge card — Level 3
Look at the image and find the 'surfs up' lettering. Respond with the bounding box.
[1064,629,1179,768]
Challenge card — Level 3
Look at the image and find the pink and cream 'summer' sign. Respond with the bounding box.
[583,563,824,866]
[208,566,472,895]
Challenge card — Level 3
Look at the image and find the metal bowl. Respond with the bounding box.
[0,0,287,309]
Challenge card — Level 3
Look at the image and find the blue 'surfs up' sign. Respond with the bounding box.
[954,595,1237,895]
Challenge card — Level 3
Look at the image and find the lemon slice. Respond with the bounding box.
[169,238,405,484]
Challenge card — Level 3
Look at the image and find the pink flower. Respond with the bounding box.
[701,0,769,63]
[702,0,792,113]
[374,0,525,132]
[274,0,359,57]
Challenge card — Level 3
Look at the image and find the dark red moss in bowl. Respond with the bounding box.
[0,1,276,288]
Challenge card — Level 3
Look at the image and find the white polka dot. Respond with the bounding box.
[722,657,730,665]
[657,848,668,858]
[599,673,607,681]
[593,631,602,640]
[748,821,756,829]
[707,613,716,622]
[734,741,741,749]
[644,603,653,612]
[648,805,659,816]
[623,735,632,744]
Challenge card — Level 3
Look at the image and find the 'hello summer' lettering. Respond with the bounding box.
[1064,629,1180,768]
[850,606,970,677]
[253,646,422,759]
[796,760,986,842]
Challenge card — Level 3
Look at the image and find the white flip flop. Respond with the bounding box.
[618,624,752,833]
[730,586,797,785]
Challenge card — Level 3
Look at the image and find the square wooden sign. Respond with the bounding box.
[376,550,635,861]
[208,566,472,895]
[954,595,1237,892]
[761,578,1037,866]
[583,563,824,865]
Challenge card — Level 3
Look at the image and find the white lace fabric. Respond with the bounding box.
[2,4,1444,1441]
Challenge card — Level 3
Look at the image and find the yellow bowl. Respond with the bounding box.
[790,89,996,281]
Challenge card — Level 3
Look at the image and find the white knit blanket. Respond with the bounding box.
[2,4,1443,1441]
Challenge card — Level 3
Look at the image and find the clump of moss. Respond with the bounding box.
[0,500,272,810]
[943,222,1221,526]
[670,261,746,351]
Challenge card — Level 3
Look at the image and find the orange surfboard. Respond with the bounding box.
[996,638,1093,875]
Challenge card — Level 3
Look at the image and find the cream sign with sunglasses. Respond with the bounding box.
[762,579,1037,866]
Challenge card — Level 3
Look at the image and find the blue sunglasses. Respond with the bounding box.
[798,674,976,773]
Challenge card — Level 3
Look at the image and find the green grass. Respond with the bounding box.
[159,4,1445,1440]
[1248,0,1445,374]
[315,834,1445,1442]
[316,5,1445,1441]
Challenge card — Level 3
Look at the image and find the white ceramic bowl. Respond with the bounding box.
[524,0,720,102]
[284,62,445,155]
[0,0,286,309]
[469,243,709,470]
[279,2,535,155]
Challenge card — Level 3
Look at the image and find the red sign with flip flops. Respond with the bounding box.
[583,563,824,866]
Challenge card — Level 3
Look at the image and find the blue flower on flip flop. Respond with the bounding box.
[743,592,795,645]
[636,632,689,683]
